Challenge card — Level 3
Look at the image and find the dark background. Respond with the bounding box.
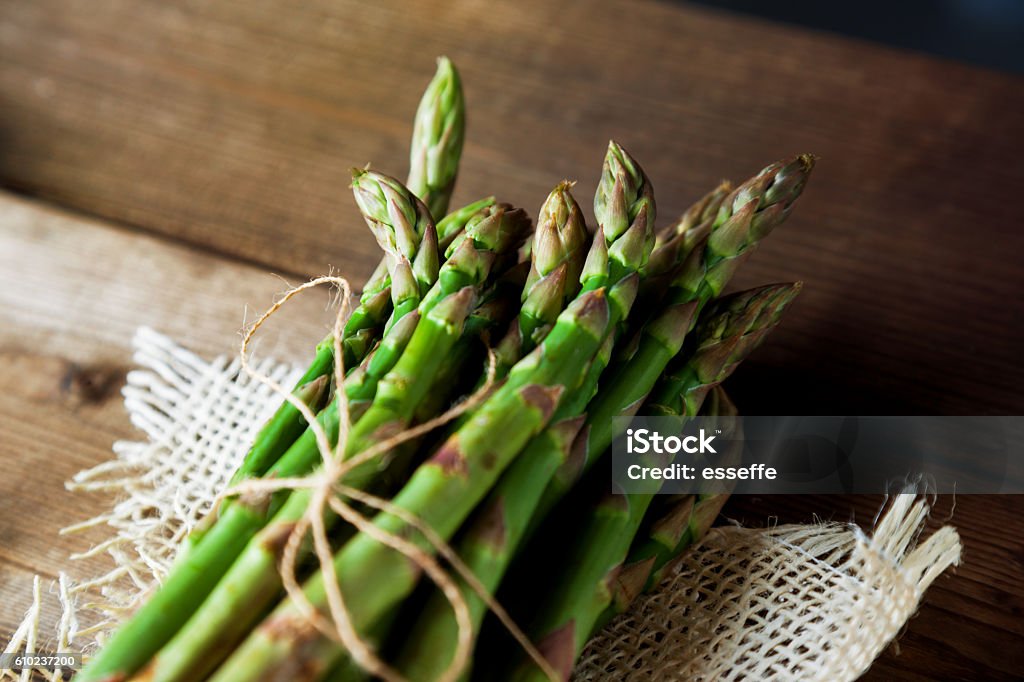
[687,0,1024,74]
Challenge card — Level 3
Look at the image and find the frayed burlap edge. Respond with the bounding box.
[575,495,961,681]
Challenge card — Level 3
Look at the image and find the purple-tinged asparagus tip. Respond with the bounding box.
[534,621,577,682]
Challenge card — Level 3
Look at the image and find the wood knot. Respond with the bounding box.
[61,361,124,405]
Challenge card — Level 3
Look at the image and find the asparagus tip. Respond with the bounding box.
[349,165,372,185]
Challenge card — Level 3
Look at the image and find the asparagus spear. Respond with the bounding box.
[513,181,589,353]
[673,154,814,305]
[445,181,589,438]
[208,141,654,682]
[221,59,470,497]
[344,56,467,357]
[637,182,731,309]
[595,386,739,629]
[506,283,801,681]
[407,56,465,220]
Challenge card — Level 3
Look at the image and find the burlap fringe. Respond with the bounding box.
[2,328,962,681]
[575,496,961,681]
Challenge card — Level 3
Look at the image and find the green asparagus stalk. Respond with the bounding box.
[595,386,739,629]
[208,141,654,681]
[407,56,465,220]
[454,181,589,430]
[671,154,814,306]
[506,283,801,681]
[344,56,467,360]
[513,181,589,353]
[224,59,469,495]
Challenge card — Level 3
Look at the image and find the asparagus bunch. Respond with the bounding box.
[79,57,817,682]
[206,142,653,681]
[76,170,477,682]
[127,176,529,682]
[393,157,813,679]
[504,282,801,681]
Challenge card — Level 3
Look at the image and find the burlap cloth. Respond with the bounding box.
[3,328,961,681]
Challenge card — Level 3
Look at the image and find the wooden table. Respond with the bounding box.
[1,1,1022,679]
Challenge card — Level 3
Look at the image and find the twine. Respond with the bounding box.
[224,275,559,682]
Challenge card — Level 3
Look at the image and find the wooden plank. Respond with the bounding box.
[2,1,1023,417]
[0,191,334,642]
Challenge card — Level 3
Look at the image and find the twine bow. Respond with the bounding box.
[227,275,559,682]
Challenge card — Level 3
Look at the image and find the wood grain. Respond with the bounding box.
[1,0,1022,678]
[2,0,1024,418]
